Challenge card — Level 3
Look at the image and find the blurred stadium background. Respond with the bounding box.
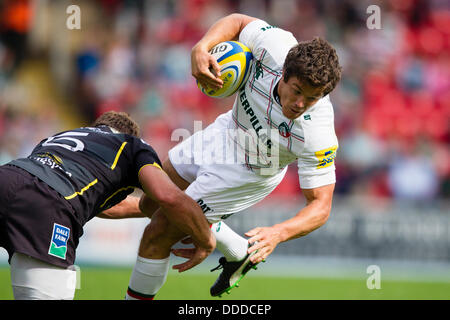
[0,0,449,300]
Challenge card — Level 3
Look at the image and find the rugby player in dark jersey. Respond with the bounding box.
[0,111,215,299]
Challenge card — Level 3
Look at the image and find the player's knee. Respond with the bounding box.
[140,222,166,247]
[139,219,173,257]
[139,218,184,258]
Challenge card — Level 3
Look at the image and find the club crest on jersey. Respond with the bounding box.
[278,122,291,138]
[48,223,70,260]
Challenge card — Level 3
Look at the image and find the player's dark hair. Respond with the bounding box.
[283,37,342,96]
[92,111,140,137]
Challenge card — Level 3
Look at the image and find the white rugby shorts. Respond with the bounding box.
[10,252,77,300]
[168,111,287,223]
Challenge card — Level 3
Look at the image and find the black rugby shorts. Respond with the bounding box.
[0,165,81,268]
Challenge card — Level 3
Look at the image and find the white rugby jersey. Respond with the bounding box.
[226,19,338,189]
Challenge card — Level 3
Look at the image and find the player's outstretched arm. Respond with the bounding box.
[138,165,215,257]
[191,13,257,90]
[97,196,145,219]
[97,194,161,219]
[246,183,335,263]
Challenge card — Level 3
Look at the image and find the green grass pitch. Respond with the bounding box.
[1,266,449,300]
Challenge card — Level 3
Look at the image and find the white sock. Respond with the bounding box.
[125,255,170,300]
[211,221,249,262]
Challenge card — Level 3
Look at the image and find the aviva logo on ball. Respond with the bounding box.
[198,41,253,98]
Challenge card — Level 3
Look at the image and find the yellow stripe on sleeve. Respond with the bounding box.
[111,142,127,170]
[99,186,135,208]
[138,162,163,176]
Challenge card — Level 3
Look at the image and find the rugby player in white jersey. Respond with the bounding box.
[124,13,342,299]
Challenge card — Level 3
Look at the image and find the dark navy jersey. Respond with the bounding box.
[8,125,162,226]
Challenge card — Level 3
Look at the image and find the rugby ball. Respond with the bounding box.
[198,41,253,98]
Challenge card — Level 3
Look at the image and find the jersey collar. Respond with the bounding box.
[109,127,121,134]
[96,125,121,134]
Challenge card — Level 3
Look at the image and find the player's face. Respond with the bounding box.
[278,76,324,119]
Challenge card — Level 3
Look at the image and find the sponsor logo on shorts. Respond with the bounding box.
[48,223,70,260]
